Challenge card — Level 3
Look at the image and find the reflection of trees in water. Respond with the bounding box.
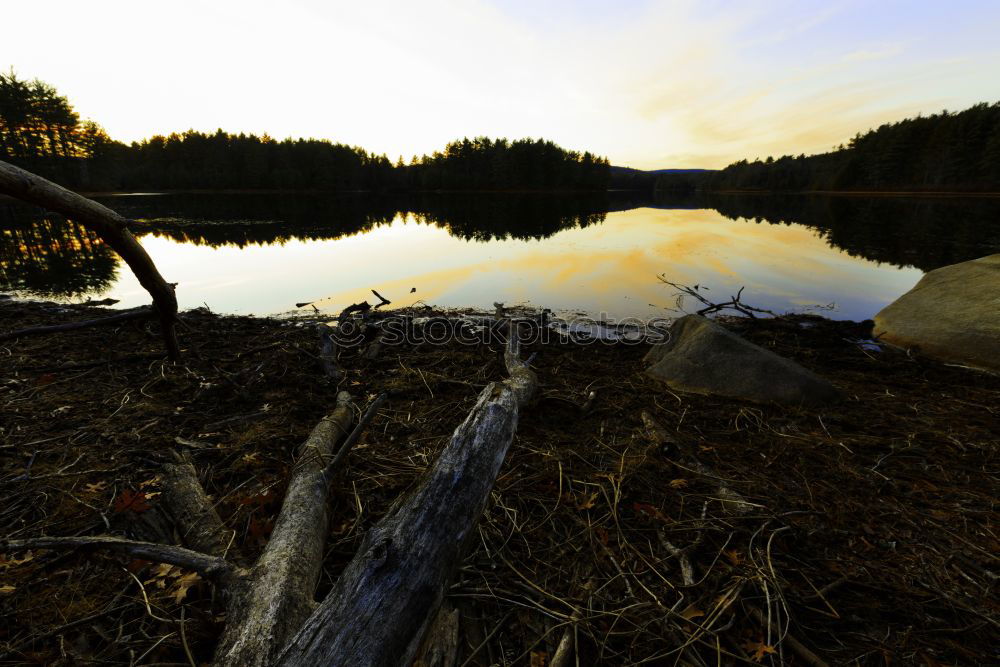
[108,192,613,246]
[405,193,609,242]
[1,193,615,298]
[6,191,997,300]
[703,193,1000,272]
[0,203,119,296]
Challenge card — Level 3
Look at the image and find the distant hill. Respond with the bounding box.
[609,165,715,190]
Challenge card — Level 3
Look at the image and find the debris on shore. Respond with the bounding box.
[1,297,998,665]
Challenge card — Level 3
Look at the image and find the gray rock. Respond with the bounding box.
[644,315,840,406]
[874,254,1000,372]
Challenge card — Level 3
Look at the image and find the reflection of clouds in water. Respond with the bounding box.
[296,208,923,320]
[6,201,930,320]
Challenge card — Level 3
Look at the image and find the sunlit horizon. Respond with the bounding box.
[4,0,999,169]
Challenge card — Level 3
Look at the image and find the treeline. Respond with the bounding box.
[0,71,609,192]
[399,137,609,190]
[118,132,393,191]
[700,102,1000,193]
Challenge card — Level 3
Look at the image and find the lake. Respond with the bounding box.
[2,192,999,322]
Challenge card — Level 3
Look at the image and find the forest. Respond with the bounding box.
[0,71,610,192]
[696,102,1000,192]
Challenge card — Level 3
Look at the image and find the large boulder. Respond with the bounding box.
[874,254,1000,372]
[644,315,840,406]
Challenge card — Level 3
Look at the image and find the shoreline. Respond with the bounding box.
[5,187,1000,201]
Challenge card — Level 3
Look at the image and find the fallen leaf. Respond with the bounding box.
[0,552,34,570]
[152,563,177,579]
[669,479,688,489]
[743,640,777,662]
[576,492,598,510]
[83,481,108,494]
[529,650,548,667]
[138,476,160,489]
[170,572,201,603]
[724,549,743,566]
[632,502,668,522]
[127,558,151,574]
[113,490,151,514]
[0,585,15,595]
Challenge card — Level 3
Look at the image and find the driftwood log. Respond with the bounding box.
[0,160,180,359]
[1,394,360,666]
[276,336,538,666]
[1,338,536,665]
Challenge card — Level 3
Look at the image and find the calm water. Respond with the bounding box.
[2,192,998,321]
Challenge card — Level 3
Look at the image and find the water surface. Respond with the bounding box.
[2,192,998,321]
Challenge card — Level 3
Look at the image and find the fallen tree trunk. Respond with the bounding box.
[211,392,355,667]
[276,337,538,666]
[2,343,536,665]
[0,160,180,359]
[1,393,371,667]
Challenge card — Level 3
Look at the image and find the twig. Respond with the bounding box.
[0,536,236,582]
[0,306,154,341]
[371,289,392,309]
[658,277,777,319]
[323,393,389,479]
[746,605,828,667]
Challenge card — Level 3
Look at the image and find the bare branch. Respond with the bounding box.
[0,536,236,582]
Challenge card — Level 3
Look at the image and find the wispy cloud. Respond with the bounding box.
[2,0,997,168]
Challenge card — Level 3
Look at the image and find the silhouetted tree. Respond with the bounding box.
[704,102,1000,193]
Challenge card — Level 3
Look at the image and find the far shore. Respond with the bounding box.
[5,187,1000,201]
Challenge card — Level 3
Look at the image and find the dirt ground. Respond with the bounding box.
[1,297,998,666]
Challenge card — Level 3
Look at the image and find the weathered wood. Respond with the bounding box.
[160,454,232,558]
[0,306,154,342]
[212,392,354,667]
[1,395,388,667]
[413,603,459,667]
[0,160,180,359]
[276,338,537,667]
[318,324,344,381]
[550,624,575,667]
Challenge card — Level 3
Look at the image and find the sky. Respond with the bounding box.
[4,0,999,169]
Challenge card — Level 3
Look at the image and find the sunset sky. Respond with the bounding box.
[4,0,999,169]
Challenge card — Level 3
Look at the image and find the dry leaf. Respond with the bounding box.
[0,584,15,595]
[529,650,549,667]
[669,479,688,489]
[0,552,34,570]
[83,481,108,494]
[632,502,668,522]
[113,490,151,514]
[138,476,160,489]
[724,549,743,566]
[127,558,151,573]
[743,640,777,662]
[170,572,201,603]
[576,492,598,510]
